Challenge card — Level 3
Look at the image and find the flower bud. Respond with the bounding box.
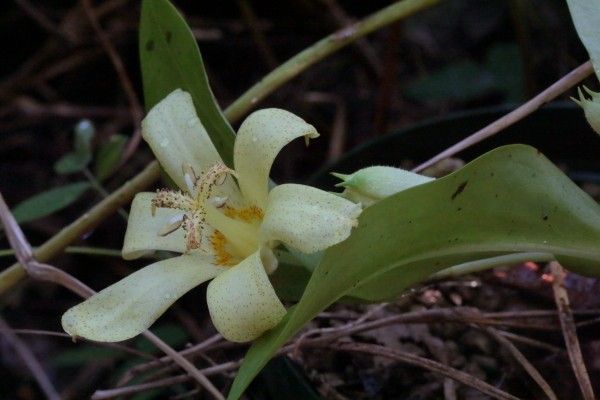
[572,86,600,135]
[333,166,433,207]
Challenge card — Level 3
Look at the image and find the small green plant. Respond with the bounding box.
[3,0,600,399]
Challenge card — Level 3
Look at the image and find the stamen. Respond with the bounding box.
[158,213,184,236]
[151,189,194,215]
[183,212,203,251]
[195,163,235,204]
[182,163,198,197]
[210,196,229,208]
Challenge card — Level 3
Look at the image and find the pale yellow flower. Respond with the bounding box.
[62,89,360,343]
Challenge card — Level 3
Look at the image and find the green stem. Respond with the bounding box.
[223,0,440,123]
[0,246,144,258]
[432,252,556,280]
[0,0,439,295]
[0,162,160,295]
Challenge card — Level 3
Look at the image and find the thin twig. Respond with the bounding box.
[0,317,60,400]
[224,0,440,123]
[303,92,347,161]
[319,0,382,76]
[118,333,223,385]
[0,192,225,400]
[495,330,563,353]
[13,0,70,42]
[0,160,161,294]
[237,0,278,69]
[103,304,590,398]
[0,246,159,258]
[0,328,156,360]
[81,0,144,162]
[413,60,594,172]
[92,361,239,400]
[549,262,595,400]
[82,168,129,220]
[0,0,441,297]
[318,341,520,400]
[483,326,558,400]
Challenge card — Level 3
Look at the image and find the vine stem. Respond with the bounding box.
[0,246,151,258]
[223,0,440,123]
[432,252,555,279]
[0,0,440,294]
[0,161,160,295]
[0,191,225,400]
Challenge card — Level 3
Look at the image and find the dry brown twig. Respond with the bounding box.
[92,361,240,400]
[550,262,596,400]
[81,0,144,162]
[101,301,595,399]
[0,328,158,360]
[483,326,558,400]
[0,316,61,400]
[316,341,521,400]
[117,333,224,386]
[0,192,226,400]
[13,0,69,42]
[303,91,348,162]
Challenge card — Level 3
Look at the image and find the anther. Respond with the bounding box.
[158,213,184,236]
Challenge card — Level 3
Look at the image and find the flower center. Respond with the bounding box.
[151,162,263,266]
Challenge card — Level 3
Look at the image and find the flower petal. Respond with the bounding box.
[234,109,319,208]
[261,183,361,253]
[62,255,224,342]
[122,192,187,259]
[142,89,224,190]
[206,248,285,342]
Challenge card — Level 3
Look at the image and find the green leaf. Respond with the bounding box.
[485,43,524,103]
[54,120,95,174]
[566,0,600,80]
[135,324,189,353]
[228,145,600,399]
[11,182,91,224]
[406,60,496,102]
[248,357,323,400]
[94,134,127,181]
[139,0,235,166]
[51,345,123,368]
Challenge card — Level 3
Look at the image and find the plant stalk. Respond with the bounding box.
[0,161,160,295]
[223,0,440,123]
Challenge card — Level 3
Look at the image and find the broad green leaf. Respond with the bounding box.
[54,120,95,174]
[228,145,600,399]
[485,43,523,103]
[406,60,496,102]
[270,262,312,302]
[139,0,235,165]
[248,357,323,400]
[135,324,189,353]
[11,182,91,224]
[566,0,600,79]
[94,134,127,181]
[51,345,123,368]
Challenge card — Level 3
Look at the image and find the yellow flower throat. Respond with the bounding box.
[151,163,263,266]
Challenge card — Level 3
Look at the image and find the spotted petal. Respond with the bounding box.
[261,184,361,253]
[122,192,187,259]
[206,249,285,342]
[234,109,319,208]
[142,89,229,191]
[62,255,224,342]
